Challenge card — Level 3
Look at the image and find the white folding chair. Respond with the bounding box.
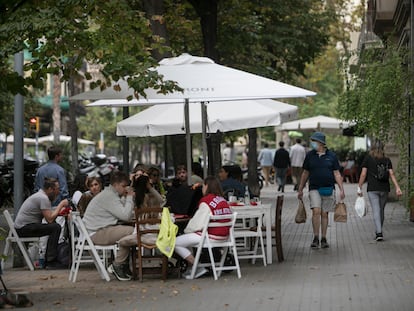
[1,210,40,271]
[190,212,241,280]
[68,212,117,282]
[233,209,266,266]
[67,212,114,268]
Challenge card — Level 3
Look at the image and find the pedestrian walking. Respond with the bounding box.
[34,146,69,205]
[289,138,306,191]
[298,132,345,249]
[273,141,290,192]
[258,143,273,187]
[357,141,402,241]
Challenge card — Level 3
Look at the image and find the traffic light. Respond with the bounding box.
[29,116,40,133]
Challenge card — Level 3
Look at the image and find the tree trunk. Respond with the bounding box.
[189,0,218,60]
[171,134,188,169]
[189,0,220,175]
[142,0,171,60]
[248,128,260,197]
[207,131,222,177]
[52,74,61,144]
[68,76,80,176]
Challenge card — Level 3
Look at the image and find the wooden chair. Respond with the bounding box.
[1,210,40,271]
[274,195,284,262]
[132,207,168,282]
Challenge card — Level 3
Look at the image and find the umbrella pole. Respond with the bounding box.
[184,99,192,185]
[201,102,208,178]
[122,107,129,174]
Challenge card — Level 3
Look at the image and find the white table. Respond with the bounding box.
[230,203,273,264]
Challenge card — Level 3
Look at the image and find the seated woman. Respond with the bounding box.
[116,174,164,278]
[218,165,246,199]
[147,166,166,197]
[77,176,103,217]
[70,173,89,209]
[174,176,233,279]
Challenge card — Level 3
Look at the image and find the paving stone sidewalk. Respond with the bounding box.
[1,182,414,311]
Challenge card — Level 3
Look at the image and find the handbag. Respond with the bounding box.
[354,196,366,218]
[295,199,307,224]
[334,202,347,222]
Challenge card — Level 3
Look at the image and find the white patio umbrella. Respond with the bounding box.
[71,54,316,179]
[116,99,298,137]
[72,54,315,102]
[276,115,354,133]
[0,135,36,144]
[37,135,95,145]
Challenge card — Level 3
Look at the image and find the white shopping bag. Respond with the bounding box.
[354,196,366,218]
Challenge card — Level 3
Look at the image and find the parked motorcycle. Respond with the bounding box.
[241,166,264,190]
[0,159,39,209]
[79,154,115,187]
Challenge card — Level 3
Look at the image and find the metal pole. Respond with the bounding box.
[13,52,24,213]
[184,99,192,185]
[122,107,129,174]
[201,102,208,178]
[409,0,414,200]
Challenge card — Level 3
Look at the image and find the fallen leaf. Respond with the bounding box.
[169,289,179,296]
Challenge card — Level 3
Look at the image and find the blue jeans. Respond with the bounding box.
[276,168,288,188]
[367,191,388,234]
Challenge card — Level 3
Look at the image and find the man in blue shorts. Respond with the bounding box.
[297,132,345,249]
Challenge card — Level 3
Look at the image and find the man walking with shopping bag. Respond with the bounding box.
[297,132,345,249]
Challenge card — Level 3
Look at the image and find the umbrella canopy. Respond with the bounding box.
[71,54,315,181]
[72,54,315,102]
[277,115,355,133]
[0,135,36,144]
[117,99,298,137]
[37,135,95,145]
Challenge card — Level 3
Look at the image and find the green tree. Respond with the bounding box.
[0,1,180,98]
[339,44,413,178]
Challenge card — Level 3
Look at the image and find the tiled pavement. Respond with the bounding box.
[1,182,414,311]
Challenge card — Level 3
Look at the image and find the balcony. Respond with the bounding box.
[371,0,398,36]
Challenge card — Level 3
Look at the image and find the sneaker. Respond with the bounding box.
[320,237,329,248]
[310,236,319,249]
[108,264,131,281]
[182,269,192,279]
[45,261,67,270]
[375,233,384,241]
[184,267,208,280]
[122,263,133,278]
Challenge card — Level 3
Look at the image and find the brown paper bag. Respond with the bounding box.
[295,199,307,224]
[334,202,347,222]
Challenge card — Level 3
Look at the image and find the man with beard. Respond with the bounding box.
[14,177,69,268]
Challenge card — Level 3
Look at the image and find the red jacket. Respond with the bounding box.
[198,194,232,236]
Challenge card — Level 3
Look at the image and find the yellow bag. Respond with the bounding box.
[156,208,178,258]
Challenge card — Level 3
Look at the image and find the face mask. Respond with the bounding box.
[310,141,319,150]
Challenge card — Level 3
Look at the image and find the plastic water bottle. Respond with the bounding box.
[244,185,250,205]
[39,249,45,269]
